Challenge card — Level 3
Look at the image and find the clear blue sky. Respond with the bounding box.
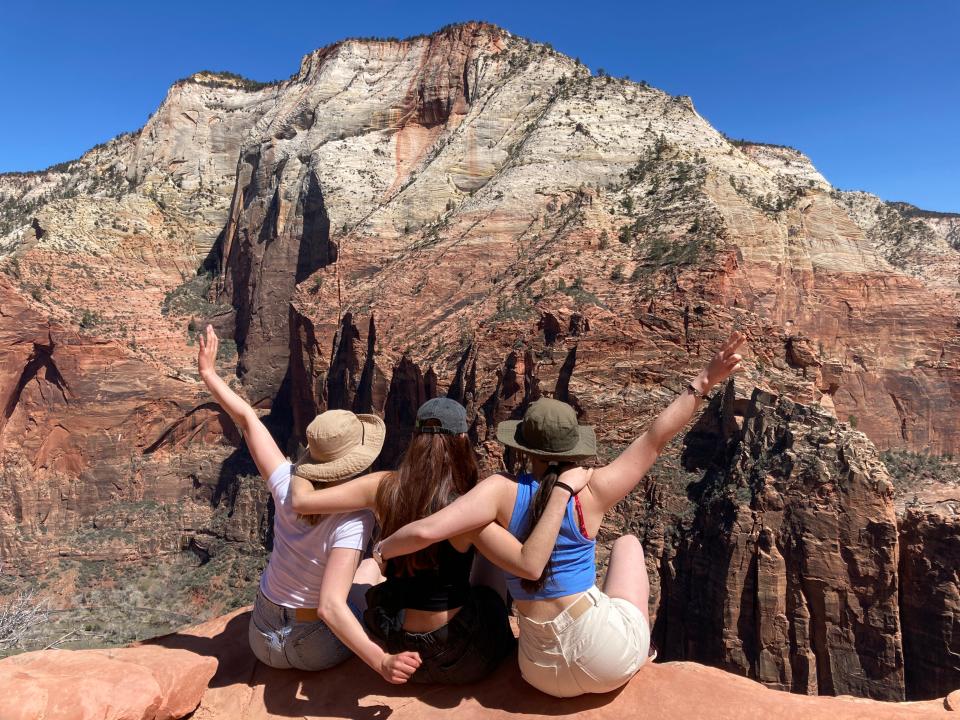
[2,1,957,211]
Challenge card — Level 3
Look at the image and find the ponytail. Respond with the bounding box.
[519,462,566,593]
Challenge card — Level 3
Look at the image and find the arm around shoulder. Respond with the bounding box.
[378,473,508,561]
[289,471,383,515]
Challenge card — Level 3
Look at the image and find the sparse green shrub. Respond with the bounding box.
[216,338,238,362]
[80,309,101,329]
[1,258,20,279]
[161,273,230,317]
[880,449,960,496]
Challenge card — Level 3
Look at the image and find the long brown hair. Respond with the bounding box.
[375,430,479,575]
[518,460,574,593]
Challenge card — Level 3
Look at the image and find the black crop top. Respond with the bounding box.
[383,541,474,611]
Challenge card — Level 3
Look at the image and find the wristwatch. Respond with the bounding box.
[372,540,385,569]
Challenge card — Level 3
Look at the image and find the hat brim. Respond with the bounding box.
[496,419,597,460]
[293,414,386,483]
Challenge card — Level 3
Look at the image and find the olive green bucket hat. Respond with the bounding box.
[496,398,596,460]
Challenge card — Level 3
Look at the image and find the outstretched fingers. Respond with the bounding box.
[720,331,745,358]
[201,324,218,361]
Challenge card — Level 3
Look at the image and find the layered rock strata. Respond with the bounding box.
[0,21,958,701]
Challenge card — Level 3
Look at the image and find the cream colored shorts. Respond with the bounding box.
[516,586,651,697]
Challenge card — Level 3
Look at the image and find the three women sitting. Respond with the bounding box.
[197,323,745,696]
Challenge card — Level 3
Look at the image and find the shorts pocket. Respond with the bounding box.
[518,651,567,697]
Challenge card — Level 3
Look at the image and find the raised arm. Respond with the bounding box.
[377,474,505,562]
[197,325,285,481]
[289,472,384,515]
[586,331,746,513]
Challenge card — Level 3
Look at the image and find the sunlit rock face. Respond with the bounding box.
[1,22,958,699]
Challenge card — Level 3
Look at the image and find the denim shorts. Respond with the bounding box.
[365,584,516,684]
[248,590,362,671]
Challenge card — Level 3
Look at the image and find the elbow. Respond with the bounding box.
[643,431,668,457]
[316,595,343,625]
[516,557,544,581]
[403,520,439,546]
[290,495,307,514]
[518,566,541,581]
[238,407,258,433]
[414,523,439,545]
[518,565,543,580]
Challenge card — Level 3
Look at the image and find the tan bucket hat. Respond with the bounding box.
[293,409,386,483]
[496,398,596,460]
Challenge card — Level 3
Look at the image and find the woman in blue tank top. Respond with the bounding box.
[376,331,746,697]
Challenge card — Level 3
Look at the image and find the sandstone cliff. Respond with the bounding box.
[658,383,903,698]
[1,21,958,700]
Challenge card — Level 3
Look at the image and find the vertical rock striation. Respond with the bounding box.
[657,384,904,700]
[899,500,960,699]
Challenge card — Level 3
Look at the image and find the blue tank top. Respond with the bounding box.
[504,472,597,601]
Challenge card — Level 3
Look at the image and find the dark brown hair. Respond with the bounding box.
[518,461,573,593]
[375,430,479,575]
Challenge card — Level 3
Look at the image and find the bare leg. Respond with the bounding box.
[601,534,650,626]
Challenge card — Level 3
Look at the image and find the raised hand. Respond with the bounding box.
[197,324,219,379]
[380,650,422,684]
[700,330,746,391]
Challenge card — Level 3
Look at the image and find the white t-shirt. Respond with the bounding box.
[259,462,374,609]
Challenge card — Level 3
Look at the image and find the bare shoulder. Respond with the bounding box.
[479,472,520,526]
[477,471,517,493]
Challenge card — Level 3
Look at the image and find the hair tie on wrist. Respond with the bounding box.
[554,481,576,496]
[686,382,706,400]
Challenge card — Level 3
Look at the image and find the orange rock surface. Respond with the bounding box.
[135,608,952,719]
[0,644,216,720]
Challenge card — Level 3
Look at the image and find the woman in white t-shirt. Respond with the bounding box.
[197,326,422,684]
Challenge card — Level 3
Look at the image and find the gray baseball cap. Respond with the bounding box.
[416,397,469,435]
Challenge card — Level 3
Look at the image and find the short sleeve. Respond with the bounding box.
[267,462,293,502]
[331,510,375,551]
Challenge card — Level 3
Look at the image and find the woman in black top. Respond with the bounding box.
[290,398,584,684]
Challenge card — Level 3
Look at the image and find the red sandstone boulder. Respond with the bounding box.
[0,645,216,720]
